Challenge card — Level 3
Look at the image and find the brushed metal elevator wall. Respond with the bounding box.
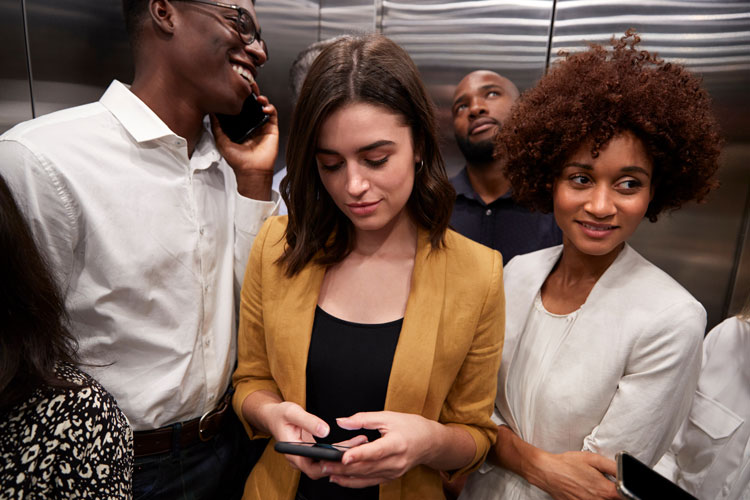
[0,0,747,329]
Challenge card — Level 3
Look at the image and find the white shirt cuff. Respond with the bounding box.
[235,189,280,235]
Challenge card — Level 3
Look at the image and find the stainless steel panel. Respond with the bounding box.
[255,0,319,173]
[381,0,555,176]
[25,0,132,117]
[320,0,374,40]
[550,0,750,328]
[728,164,750,315]
[0,0,33,133]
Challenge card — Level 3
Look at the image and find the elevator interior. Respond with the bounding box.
[1,0,748,329]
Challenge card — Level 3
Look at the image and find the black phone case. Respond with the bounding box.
[216,94,270,144]
[274,442,345,462]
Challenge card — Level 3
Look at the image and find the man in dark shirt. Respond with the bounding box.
[449,70,561,263]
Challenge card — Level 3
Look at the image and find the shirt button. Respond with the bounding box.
[204,338,211,347]
[485,209,492,216]
[199,227,205,235]
[204,285,210,292]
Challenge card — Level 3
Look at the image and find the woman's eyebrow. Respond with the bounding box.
[315,140,395,156]
[563,162,592,170]
[357,140,395,153]
[621,165,651,177]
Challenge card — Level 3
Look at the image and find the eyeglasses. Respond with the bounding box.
[176,0,268,57]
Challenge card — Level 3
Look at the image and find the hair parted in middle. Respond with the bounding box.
[498,28,722,222]
[280,34,455,277]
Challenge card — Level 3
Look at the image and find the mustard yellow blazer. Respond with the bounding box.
[232,216,505,500]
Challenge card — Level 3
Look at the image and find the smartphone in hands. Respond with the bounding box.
[615,451,696,500]
[274,442,349,462]
[216,93,269,143]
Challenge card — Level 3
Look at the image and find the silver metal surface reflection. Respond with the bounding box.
[0,0,747,328]
[381,0,555,176]
[0,0,33,133]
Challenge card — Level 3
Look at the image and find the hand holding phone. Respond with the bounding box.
[210,88,278,199]
[216,93,269,144]
[274,441,349,462]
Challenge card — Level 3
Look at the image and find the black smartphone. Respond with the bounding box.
[274,441,349,462]
[216,93,269,144]
[616,451,697,500]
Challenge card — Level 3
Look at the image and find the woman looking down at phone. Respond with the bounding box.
[459,30,722,500]
[231,34,505,500]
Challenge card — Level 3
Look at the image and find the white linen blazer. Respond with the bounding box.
[461,243,705,500]
[656,316,750,500]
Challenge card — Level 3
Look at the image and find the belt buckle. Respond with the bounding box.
[198,395,229,442]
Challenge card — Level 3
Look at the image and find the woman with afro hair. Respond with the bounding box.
[459,29,722,500]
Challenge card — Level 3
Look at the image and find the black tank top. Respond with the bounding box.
[296,306,402,500]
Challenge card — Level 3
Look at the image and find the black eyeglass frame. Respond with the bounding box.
[175,0,266,53]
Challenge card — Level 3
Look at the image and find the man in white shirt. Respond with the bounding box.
[0,0,278,498]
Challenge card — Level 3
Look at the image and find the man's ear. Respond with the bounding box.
[149,0,177,35]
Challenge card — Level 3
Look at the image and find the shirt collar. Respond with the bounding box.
[100,80,178,143]
[452,166,476,198]
[453,166,514,203]
[100,80,221,167]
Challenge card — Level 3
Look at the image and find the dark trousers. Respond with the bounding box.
[133,411,267,500]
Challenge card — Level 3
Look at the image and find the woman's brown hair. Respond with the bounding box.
[0,174,78,411]
[499,29,722,222]
[279,34,455,276]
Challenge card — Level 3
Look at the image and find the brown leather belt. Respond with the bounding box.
[134,393,232,457]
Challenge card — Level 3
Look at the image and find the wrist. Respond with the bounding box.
[523,448,553,492]
[235,169,273,200]
[242,391,283,437]
[420,418,446,465]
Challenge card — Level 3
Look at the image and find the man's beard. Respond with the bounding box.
[455,135,496,165]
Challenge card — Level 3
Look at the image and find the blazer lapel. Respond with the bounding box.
[384,229,445,415]
[499,245,561,434]
[273,260,326,406]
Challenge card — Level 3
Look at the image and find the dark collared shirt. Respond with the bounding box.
[450,167,562,264]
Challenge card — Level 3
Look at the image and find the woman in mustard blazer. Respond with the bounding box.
[231,35,504,500]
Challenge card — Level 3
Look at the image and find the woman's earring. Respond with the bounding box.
[416,160,425,174]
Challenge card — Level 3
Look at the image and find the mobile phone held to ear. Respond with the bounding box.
[274,441,349,462]
[615,451,697,500]
[216,93,269,144]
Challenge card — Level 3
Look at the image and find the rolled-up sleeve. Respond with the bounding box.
[581,300,705,465]
[0,139,80,289]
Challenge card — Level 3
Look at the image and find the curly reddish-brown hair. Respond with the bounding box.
[499,29,722,222]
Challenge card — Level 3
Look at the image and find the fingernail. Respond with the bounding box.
[317,423,329,437]
[321,465,328,474]
[336,418,353,430]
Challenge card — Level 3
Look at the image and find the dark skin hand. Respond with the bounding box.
[489,425,619,500]
[211,81,278,201]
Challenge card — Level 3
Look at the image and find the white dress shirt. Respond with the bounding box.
[271,166,287,216]
[0,80,279,430]
[460,244,705,500]
[656,316,750,500]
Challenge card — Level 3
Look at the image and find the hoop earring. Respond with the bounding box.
[416,160,424,174]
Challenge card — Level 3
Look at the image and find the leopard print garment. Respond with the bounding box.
[1,363,133,499]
